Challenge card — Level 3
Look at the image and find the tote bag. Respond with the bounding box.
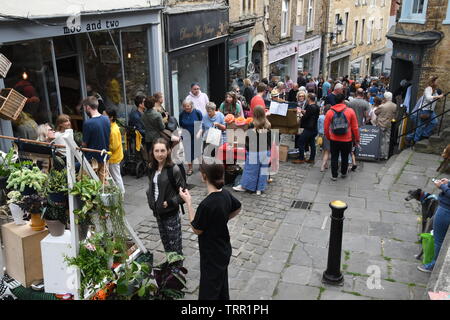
[206,127,222,146]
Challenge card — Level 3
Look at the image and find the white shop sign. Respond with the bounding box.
[298,36,322,57]
[269,42,298,64]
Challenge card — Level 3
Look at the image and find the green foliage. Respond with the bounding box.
[46,169,68,193]
[0,148,16,177]
[64,232,115,299]
[6,191,22,205]
[6,166,48,192]
[43,202,68,224]
[70,175,102,224]
[18,194,46,214]
[115,261,157,300]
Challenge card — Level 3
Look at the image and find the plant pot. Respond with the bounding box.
[45,219,65,237]
[30,212,46,231]
[0,176,7,189]
[48,192,67,204]
[21,185,36,196]
[100,193,120,207]
[8,203,26,225]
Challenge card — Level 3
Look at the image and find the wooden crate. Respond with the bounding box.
[0,54,12,78]
[0,88,27,121]
[2,222,49,287]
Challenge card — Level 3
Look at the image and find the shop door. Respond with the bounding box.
[208,43,227,106]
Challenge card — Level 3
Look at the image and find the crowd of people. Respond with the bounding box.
[8,70,447,300]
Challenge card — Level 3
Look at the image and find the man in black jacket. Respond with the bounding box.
[293,93,320,164]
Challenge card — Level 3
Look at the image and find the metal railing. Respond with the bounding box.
[388,91,450,157]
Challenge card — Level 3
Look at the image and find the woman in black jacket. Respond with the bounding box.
[293,93,320,164]
[146,138,186,260]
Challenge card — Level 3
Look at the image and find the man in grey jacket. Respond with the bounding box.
[375,91,397,159]
[346,88,371,127]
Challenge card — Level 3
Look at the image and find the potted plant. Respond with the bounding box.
[99,182,121,207]
[6,166,47,196]
[64,232,115,299]
[46,169,68,204]
[6,190,25,225]
[43,201,68,237]
[70,175,102,239]
[18,194,47,231]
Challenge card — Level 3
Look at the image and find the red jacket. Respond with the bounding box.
[324,103,360,143]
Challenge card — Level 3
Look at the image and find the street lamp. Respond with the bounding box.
[329,18,344,41]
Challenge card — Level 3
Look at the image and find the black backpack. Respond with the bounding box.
[167,164,186,215]
[330,107,349,135]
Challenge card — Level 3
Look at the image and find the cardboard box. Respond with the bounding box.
[279,144,289,162]
[2,222,48,287]
[41,231,76,294]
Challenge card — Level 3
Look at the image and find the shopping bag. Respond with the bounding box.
[206,127,222,146]
[420,233,435,265]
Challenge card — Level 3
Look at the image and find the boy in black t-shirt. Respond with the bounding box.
[179,164,241,300]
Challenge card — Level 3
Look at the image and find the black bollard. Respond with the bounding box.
[322,200,348,285]
[388,119,397,159]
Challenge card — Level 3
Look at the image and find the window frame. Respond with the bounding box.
[307,0,315,31]
[296,0,304,25]
[353,20,359,45]
[281,0,291,37]
[360,18,365,44]
[399,0,428,24]
[344,12,349,41]
[367,19,374,44]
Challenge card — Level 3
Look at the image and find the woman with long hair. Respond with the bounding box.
[153,92,169,125]
[36,123,56,143]
[219,92,242,117]
[146,138,186,262]
[179,163,241,300]
[233,106,271,195]
[141,95,165,152]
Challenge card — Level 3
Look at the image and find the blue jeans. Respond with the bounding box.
[412,110,437,142]
[240,151,271,192]
[426,206,450,269]
[297,129,318,161]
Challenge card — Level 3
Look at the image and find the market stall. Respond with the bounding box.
[0,134,186,300]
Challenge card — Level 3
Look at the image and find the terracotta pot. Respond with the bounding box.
[45,219,65,237]
[30,213,46,231]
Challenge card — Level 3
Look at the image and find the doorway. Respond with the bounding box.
[251,41,264,82]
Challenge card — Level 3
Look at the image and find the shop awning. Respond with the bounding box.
[386,26,443,47]
[371,47,391,58]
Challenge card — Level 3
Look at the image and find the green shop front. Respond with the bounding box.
[0,8,163,152]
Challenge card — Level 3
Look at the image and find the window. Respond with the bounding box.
[281,0,290,37]
[361,19,365,44]
[368,20,374,44]
[307,0,314,30]
[296,0,303,25]
[334,14,340,43]
[399,0,428,24]
[381,0,386,6]
[344,12,349,41]
[371,0,376,6]
[354,20,359,45]
[378,18,383,40]
[355,0,360,6]
[242,0,246,15]
[444,0,450,24]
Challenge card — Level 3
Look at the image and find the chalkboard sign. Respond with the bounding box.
[356,125,381,161]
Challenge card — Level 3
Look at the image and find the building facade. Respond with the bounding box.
[322,0,392,80]
[0,1,164,152]
[388,0,449,111]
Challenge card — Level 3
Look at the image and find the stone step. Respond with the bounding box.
[429,135,443,145]
[413,139,431,153]
[376,149,413,191]
[441,127,450,140]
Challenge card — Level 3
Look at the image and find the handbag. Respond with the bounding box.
[206,127,222,146]
[166,115,179,132]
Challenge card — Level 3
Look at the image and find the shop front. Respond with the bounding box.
[297,36,322,78]
[268,42,298,83]
[327,44,355,80]
[0,8,162,149]
[165,9,228,119]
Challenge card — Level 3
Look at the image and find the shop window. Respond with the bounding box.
[399,0,428,24]
[228,43,248,91]
[81,30,126,118]
[443,0,450,24]
[270,56,293,81]
[1,40,59,133]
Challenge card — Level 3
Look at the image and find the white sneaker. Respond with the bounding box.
[233,185,246,192]
[256,191,262,196]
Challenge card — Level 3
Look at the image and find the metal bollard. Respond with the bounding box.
[388,119,397,159]
[322,200,348,285]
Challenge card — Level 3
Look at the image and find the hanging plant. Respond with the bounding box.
[70,175,102,225]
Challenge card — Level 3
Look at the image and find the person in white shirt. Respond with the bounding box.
[185,83,209,117]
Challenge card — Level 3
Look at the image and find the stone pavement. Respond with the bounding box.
[122,139,443,300]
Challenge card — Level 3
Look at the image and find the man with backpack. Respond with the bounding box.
[324,94,360,181]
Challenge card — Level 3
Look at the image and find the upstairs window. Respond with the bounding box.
[443,0,450,24]
[307,0,315,30]
[281,0,291,37]
[399,0,428,24]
